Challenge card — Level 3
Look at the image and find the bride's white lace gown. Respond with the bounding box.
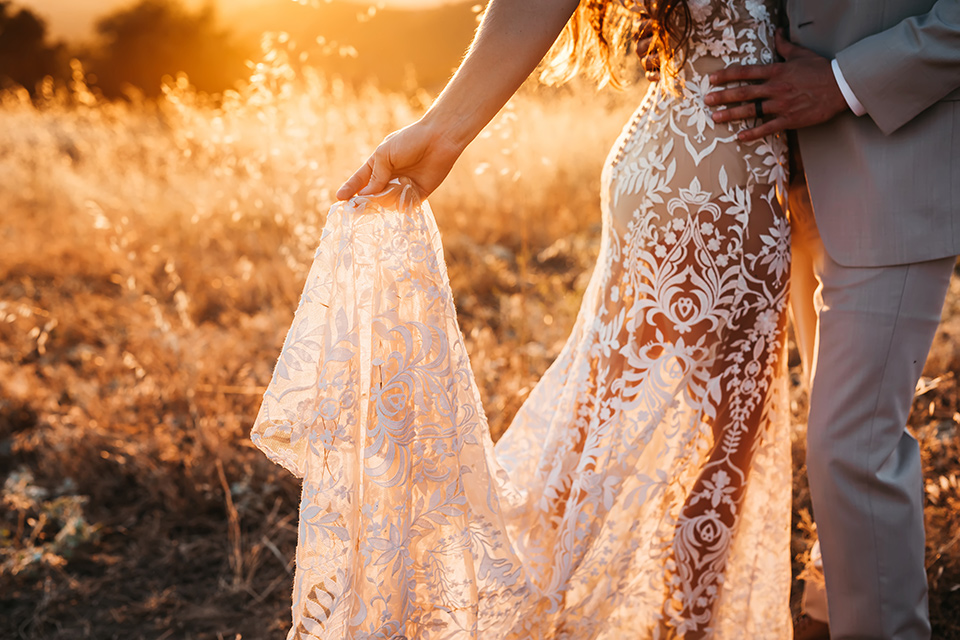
[252,0,792,637]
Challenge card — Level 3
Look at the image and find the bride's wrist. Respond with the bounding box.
[418,108,479,156]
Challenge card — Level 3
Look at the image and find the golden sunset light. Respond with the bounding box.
[23,0,450,40]
[2,0,959,638]
[6,0,481,92]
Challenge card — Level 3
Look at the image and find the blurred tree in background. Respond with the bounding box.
[0,1,67,92]
[0,0,478,99]
[88,0,250,98]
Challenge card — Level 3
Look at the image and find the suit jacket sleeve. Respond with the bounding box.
[835,0,960,135]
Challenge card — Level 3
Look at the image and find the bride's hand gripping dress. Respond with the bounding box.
[252,0,793,638]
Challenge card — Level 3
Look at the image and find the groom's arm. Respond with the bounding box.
[706,0,960,139]
[836,0,960,135]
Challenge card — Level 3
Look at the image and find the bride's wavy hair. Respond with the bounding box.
[540,0,692,90]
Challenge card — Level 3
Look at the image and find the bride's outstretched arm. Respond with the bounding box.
[336,0,580,200]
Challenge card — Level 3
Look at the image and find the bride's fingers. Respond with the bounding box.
[336,158,375,200]
[357,149,394,196]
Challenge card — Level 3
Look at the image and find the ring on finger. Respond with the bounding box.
[753,99,764,119]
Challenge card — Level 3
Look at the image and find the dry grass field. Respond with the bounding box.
[1,46,959,639]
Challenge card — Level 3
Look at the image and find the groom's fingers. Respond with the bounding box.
[733,117,790,143]
[709,63,778,87]
[711,99,780,125]
[710,98,790,142]
[707,50,848,138]
[704,72,781,110]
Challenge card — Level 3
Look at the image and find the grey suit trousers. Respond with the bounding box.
[789,176,955,639]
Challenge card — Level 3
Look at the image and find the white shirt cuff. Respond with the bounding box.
[831,58,867,116]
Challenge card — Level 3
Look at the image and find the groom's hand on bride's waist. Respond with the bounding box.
[706,30,849,142]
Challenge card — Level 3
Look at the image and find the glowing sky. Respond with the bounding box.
[21,0,444,41]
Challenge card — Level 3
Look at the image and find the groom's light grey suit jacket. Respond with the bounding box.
[787,0,960,267]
